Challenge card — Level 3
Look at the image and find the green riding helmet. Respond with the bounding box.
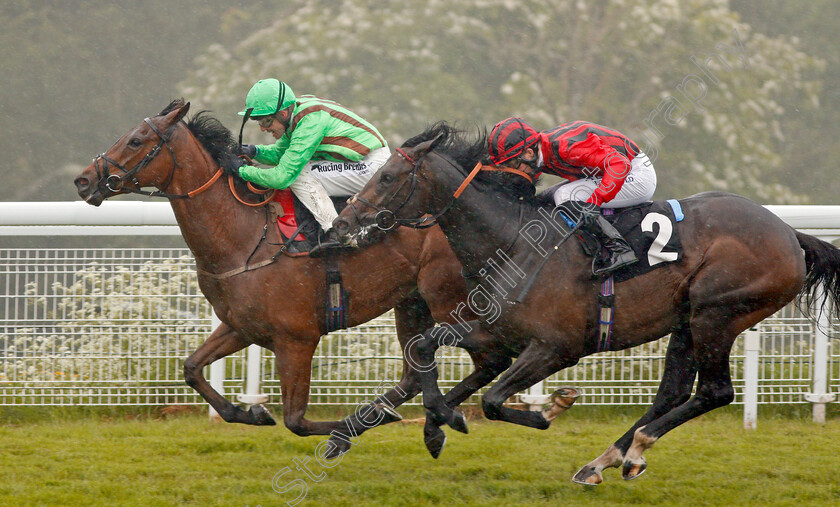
[238,79,296,116]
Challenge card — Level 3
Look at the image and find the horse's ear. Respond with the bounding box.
[412,133,445,158]
[163,100,190,126]
[429,132,446,151]
[173,101,190,123]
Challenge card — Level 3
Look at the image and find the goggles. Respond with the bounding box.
[252,116,275,128]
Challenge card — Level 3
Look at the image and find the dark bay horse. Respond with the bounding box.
[335,123,840,483]
[73,100,499,456]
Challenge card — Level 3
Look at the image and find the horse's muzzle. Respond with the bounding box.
[74,173,105,206]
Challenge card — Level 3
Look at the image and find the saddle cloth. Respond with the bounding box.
[271,190,350,254]
[600,199,684,283]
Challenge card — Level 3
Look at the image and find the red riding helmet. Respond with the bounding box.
[489,117,540,165]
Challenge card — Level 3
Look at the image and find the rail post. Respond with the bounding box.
[804,283,836,423]
[208,313,226,420]
[743,328,760,430]
[520,380,549,411]
[238,345,269,406]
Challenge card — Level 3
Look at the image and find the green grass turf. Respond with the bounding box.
[1,405,839,506]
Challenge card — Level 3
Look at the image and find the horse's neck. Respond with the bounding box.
[436,188,523,275]
[167,134,268,273]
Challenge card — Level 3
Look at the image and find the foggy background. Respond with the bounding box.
[2,0,837,205]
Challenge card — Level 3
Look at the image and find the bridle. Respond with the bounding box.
[89,113,285,280]
[347,147,444,230]
[92,118,222,200]
[346,146,535,231]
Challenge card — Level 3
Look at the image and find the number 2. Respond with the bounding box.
[641,212,678,266]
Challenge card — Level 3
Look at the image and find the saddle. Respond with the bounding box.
[572,200,685,352]
[536,199,685,352]
[553,200,685,283]
[270,190,350,255]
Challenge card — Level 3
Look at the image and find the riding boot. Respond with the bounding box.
[309,228,351,258]
[582,216,638,275]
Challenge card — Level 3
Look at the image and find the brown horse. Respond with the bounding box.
[335,123,840,483]
[73,100,500,456]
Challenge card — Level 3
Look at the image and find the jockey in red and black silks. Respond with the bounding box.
[489,117,658,275]
[538,121,654,207]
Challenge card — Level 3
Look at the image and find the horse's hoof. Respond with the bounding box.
[542,387,581,423]
[377,404,403,424]
[550,387,581,407]
[324,436,351,459]
[448,410,469,434]
[571,465,602,486]
[424,426,447,459]
[622,459,647,481]
[249,404,277,426]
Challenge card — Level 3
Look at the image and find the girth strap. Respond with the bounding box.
[596,207,617,353]
[324,256,348,332]
[597,276,615,353]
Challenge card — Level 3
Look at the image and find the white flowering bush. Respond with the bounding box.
[180,0,822,203]
[0,256,211,386]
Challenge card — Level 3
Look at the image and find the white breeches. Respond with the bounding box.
[550,152,657,208]
[289,147,391,231]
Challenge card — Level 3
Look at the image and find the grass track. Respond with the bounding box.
[1,405,839,506]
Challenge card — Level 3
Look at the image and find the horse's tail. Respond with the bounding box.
[795,230,840,318]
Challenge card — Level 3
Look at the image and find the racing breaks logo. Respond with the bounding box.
[311,161,371,176]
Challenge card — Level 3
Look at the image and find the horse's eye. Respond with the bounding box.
[380,173,394,184]
[128,138,142,148]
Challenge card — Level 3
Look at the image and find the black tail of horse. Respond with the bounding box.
[795,230,840,319]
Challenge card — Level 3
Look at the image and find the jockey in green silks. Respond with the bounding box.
[229,78,390,257]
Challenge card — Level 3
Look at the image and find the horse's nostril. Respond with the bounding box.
[74,177,89,190]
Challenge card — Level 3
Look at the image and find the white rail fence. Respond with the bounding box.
[1,202,839,428]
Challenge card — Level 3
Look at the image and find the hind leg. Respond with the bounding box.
[183,322,275,425]
[573,323,696,485]
[619,307,772,481]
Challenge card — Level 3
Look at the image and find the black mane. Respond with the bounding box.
[186,112,236,162]
[403,122,537,201]
[158,99,236,164]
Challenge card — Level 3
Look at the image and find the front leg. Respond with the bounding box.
[480,341,577,430]
[272,339,399,440]
[422,350,512,458]
[409,323,510,457]
[411,324,484,433]
[183,322,276,425]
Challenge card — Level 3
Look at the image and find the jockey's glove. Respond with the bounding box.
[238,144,257,158]
[220,152,245,178]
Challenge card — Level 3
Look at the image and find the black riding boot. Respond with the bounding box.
[582,216,638,275]
[309,229,351,258]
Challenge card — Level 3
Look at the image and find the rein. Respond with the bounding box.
[453,163,534,198]
[228,171,278,207]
